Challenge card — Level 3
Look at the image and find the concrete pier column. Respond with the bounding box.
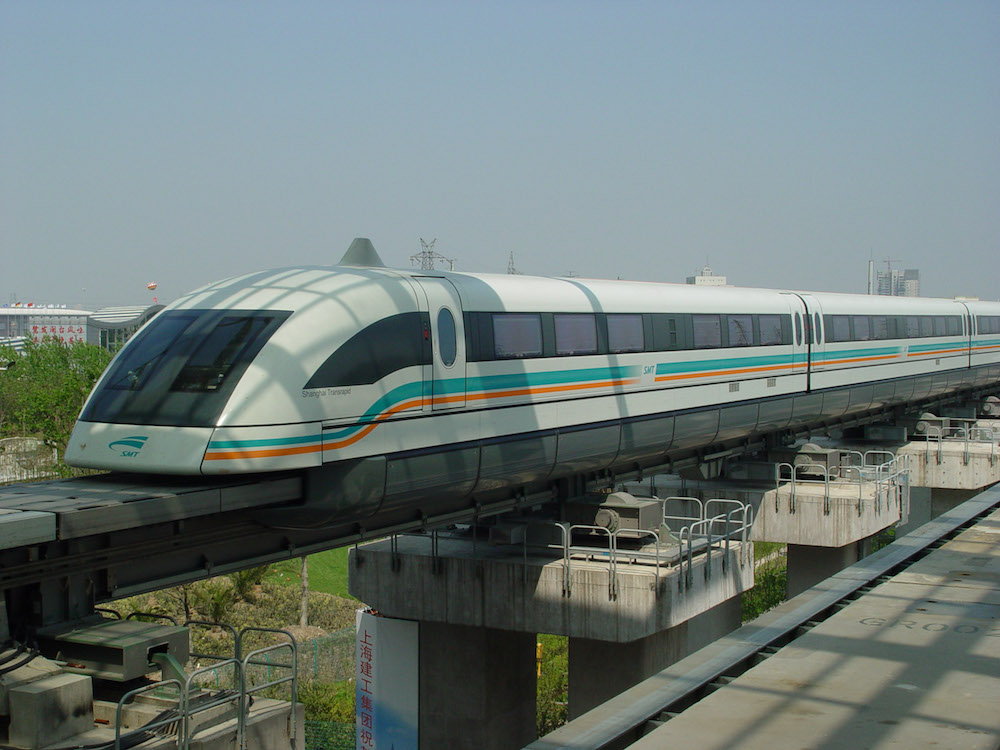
[897,487,980,538]
[896,486,932,537]
[786,542,864,598]
[931,488,978,518]
[419,622,536,750]
[568,598,741,719]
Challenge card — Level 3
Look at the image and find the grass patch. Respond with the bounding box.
[267,548,356,599]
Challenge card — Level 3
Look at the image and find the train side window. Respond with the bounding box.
[693,315,723,349]
[759,315,783,346]
[651,314,680,350]
[437,308,457,367]
[828,315,850,343]
[727,315,753,347]
[813,313,823,344]
[919,316,933,337]
[493,313,543,359]
[554,314,598,355]
[944,316,961,336]
[853,316,871,341]
[871,316,889,340]
[930,316,945,337]
[905,317,920,338]
[607,314,644,353]
[304,312,431,388]
[793,314,802,345]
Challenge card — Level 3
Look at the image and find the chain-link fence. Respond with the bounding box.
[298,627,355,682]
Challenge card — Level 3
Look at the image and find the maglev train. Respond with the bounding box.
[65,239,1000,524]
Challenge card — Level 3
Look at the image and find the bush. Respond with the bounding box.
[742,562,787,622]
[536,634,568,735]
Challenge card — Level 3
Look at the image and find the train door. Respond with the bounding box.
[783,292,821,391]
[958,300,974,369]
[413,276,467,409]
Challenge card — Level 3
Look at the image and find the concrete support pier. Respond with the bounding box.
[349,519,753,749]
[786,539,871,598]
[568,598,741,719]
[421,623,536,750]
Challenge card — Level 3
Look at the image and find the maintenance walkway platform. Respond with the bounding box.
[528,482,1000,750]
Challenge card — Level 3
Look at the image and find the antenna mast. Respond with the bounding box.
[507,252,521,275]
[410,238,456,271]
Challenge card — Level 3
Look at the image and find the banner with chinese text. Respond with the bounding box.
[356,609,418,750]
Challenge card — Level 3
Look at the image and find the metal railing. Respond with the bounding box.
[773,454,909,517]
[922,424,999,466]
[537,496,752,600]
[676,503,753,593]
[110,625,298,750]
[240,639,298,750]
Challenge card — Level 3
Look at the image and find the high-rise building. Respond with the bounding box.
[872,266,919,297]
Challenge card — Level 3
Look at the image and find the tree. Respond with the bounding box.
[0,340,112,451]
[300,556,309,627]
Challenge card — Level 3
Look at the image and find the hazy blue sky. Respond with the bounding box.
[2,1,998,309]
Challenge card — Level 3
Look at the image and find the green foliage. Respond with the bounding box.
[871,527,896,552]
[116,576,358,638]
[229,566,269,603]
[298,679,356,722]
[536,634,568,736]
[0,339,112,451]
[742,562,788,622]
[192,580,237,624]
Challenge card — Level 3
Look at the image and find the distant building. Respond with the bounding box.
[686,265,727,286]
[0,303,162,352]
[0,304,92,345]
[88,305,164,350]
[873,267,920,297]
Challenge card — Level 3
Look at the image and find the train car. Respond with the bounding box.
[65,239,1000,524]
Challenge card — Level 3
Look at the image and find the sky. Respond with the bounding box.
[2,1,998,310]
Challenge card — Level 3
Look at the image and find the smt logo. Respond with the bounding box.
[108,436,149,458]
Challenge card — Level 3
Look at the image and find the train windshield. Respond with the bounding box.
[82,309,291,427]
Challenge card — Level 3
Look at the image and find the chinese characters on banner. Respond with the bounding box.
[356,609,418,750]
[29,322,87,344]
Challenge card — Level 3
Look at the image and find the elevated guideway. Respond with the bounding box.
[526,482,1000,750]
[0,470,546,629]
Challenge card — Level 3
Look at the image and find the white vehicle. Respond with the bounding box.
[65,240,1000,523]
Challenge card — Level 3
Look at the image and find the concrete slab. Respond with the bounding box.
[753,481,900,547]
[898,440,1000,490]
[0,508,56,546]
[349,531,753,642]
